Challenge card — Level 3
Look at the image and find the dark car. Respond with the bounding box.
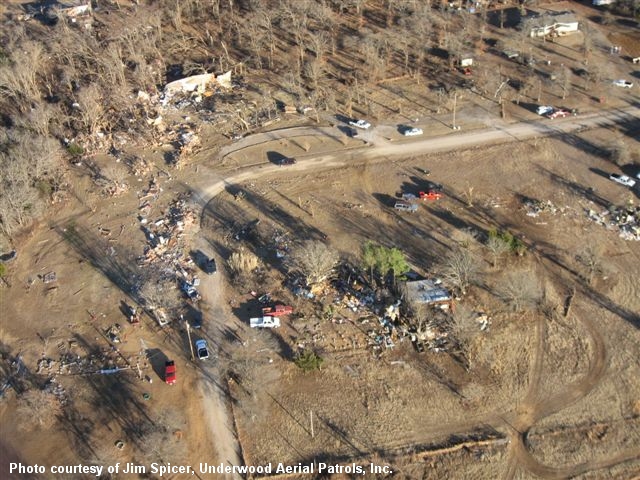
[190,314,202,329]
[203,257,217,275]
[278,157,297,166]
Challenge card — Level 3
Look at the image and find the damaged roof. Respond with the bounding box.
[404,279,452,304]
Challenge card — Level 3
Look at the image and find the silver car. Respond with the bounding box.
[195,339,210,360]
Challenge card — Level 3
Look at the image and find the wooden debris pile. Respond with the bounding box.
[587,204,640,241]
[138,193,196,266]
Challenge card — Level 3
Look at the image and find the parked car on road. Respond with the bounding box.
[609,173,636,187]
[349,119,371,129]
[536,105,554,116]
[612,79,633,88]
[278,157,296,166]
[195,339,209,360]
[403,127,423,137]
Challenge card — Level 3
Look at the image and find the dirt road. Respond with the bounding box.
[189,105,640,478]
[214,105,639,172]
[192,235,243,478]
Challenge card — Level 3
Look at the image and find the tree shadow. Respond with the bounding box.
[537,166,611,210]
[56,224,142,302]
[69,333,154,453]
[486,7,526,29]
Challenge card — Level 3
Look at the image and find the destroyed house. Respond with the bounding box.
[524,11,579,38]
[403,279,453,310]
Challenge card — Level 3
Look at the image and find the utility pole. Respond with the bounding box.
[537,78,542,102]
[184,315,195,362]
[452,92,460,130]
[310,410,314,438]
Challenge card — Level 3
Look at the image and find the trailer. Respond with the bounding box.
[262,305,293,316]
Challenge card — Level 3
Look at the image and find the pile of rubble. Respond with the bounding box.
[104,182,129,197]
[168,125,201,169]
[36,348,130,376]
[271,230,291,259]
[286,264,467,358]
[587,204,640,241]
[138,193,196,265]
[524,199,558,217]
[126,154,153,178]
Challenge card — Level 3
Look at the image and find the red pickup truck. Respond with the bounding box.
[419,190,443,201]
[164,360,176,385]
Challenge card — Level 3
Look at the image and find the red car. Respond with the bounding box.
[164,360,176,385]
[419,190,443,201]
[547,109,570,119]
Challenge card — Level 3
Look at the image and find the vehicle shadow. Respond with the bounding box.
[337,125,356,137]
[146,348,169,381]
[189,249,209,272]
[334,114,353,124]
[266,150,288,165]
[372,192,397,208]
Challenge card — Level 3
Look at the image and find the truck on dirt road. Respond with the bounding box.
[250,316,281,328]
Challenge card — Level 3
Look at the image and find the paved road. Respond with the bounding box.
[190,104,640,478]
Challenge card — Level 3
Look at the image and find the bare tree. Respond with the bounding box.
[74,84,106,136]
[256,8,278,69]
[486,235,511,268]
[227,248,259,279]
[405,298,432,339]
[289,240,339,286]
[102,163,129,188]
[440,248,480,295]
[280,0,312,70]
[575,245,603,285]
[0,131,63,236]
[581,23,593,63]
[304,58,326,92]
[16,389,63,430]
[359,34,388,84]
[0,41,44,113]
[139,268,181,313]
[451,303,477,364]
[498,9,506,29]
[307,30,329,63]
[601,11,614,25]
[559,66,572,99]
[608,137,630,166]
[495,269,543,313]
[138,414,187,464]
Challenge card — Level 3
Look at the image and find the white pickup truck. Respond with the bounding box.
[250,316,281,328]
